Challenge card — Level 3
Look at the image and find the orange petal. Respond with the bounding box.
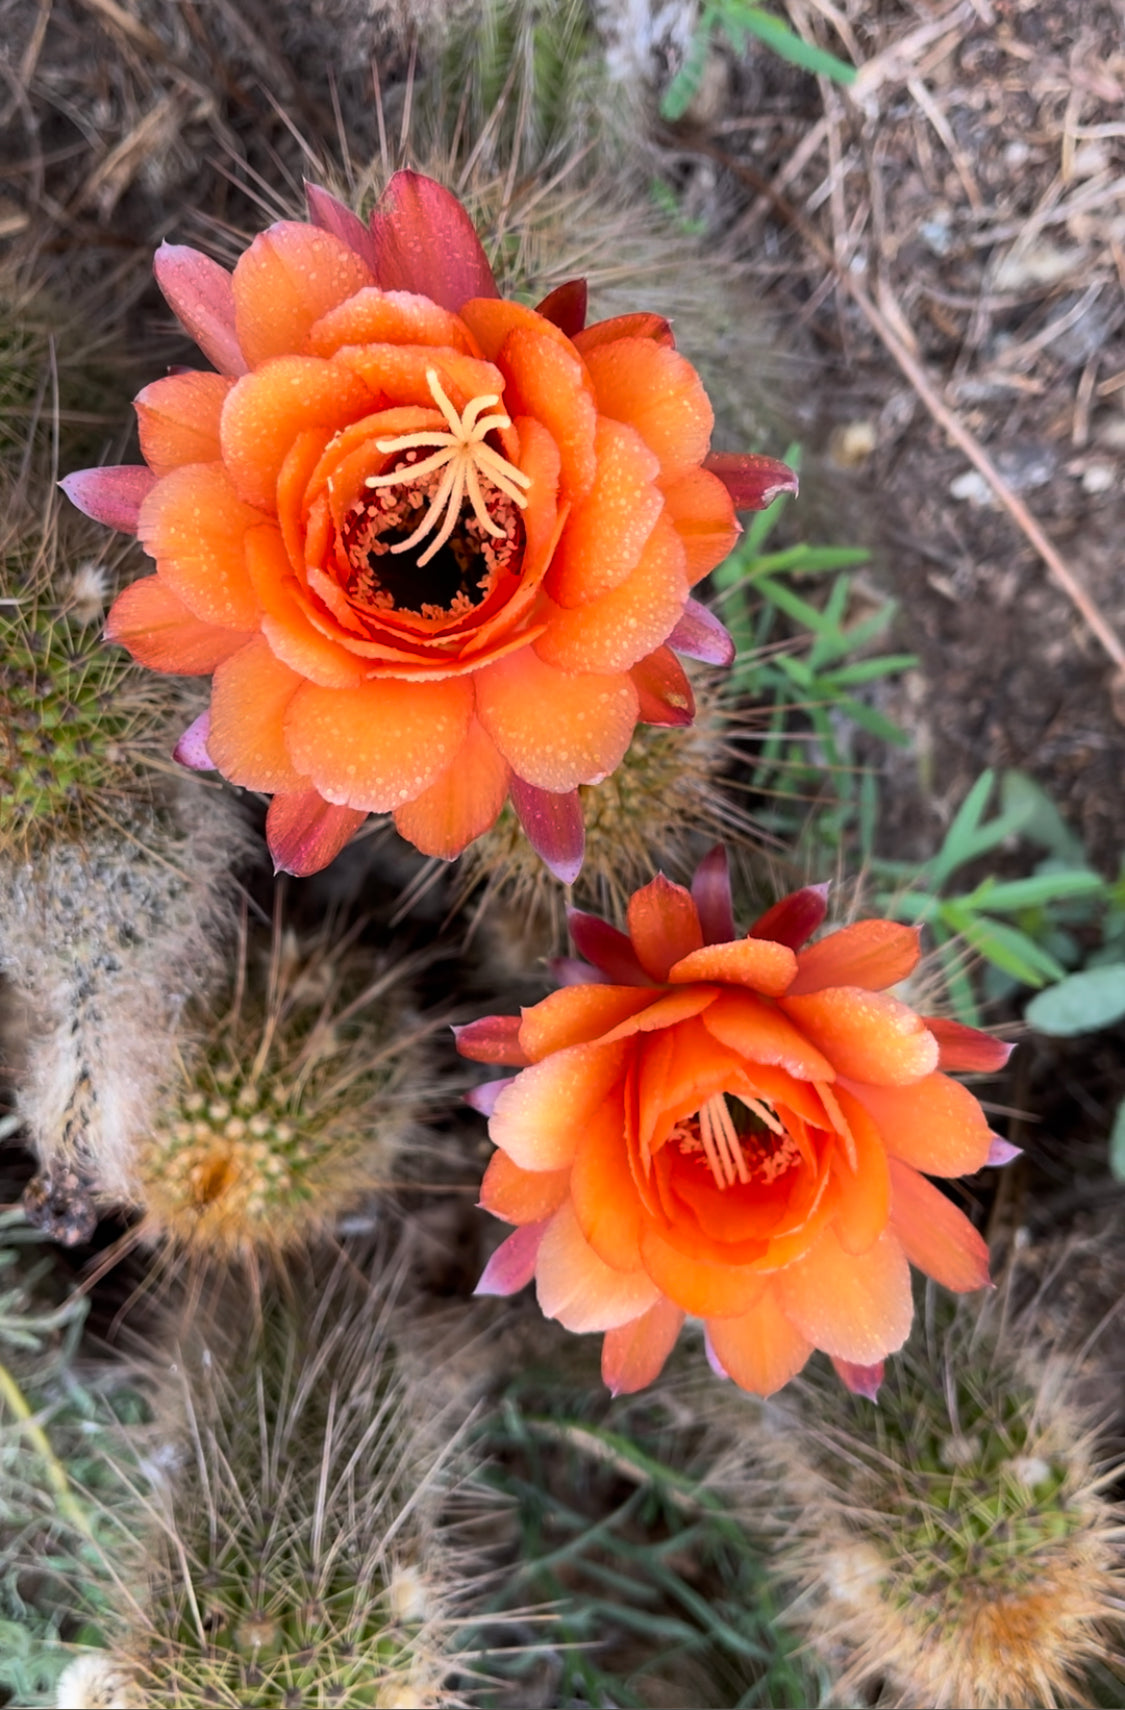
[706,1292,814,1395]
[244,525,365,688]
[887,1156,991,1293]
[602,1298,684,1396]
[265,789,365,875]
[493,324,598,498]
[106,575,252,674]
[232,221,372,367]
[627,874,703,981]
[828,1087,891,1257]
[534,513,689,675]
[780,989,939,1086]
[775,1225,913,1364]
[392,716,510,859]
[573,312,675,353]
[208,636,308,791]
[845,1071,992,1176]
[283,674,473,811]
[135,371,232,475]
[307,287,474,359]
[570,1097,644,1270]
[490,1042,629,1171]
[475,649,638,793]
[667,938,797,997]
[701,989,836,1080]
[546,418,662,607]
[519,986,663,1061]
[659,466,739,584]
[138,465,262,630]
[788,920,922,997]
[479,1150,570,1225]
[536,1201,660,1332]
[638,1221,767,1318]
[596,986,720,1045]
[220,356,373,511]
[582,338,713,481]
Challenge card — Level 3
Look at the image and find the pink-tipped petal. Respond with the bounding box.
[172,710,215,771]
[630,646,695,726]
[60,466,157,535]
[692,845,736,946]
[749,883,830,949]
[704,1328,730,1380]
[568,911,651,985]
[475,1221,548,1298]
[265,789,366,877]
[986,1135,1022,1167]
[704,451,799,511]
[832,1357,884,1400]
[453,1015,531,1067]
[369,170,499,309]
[535,278,588,335]
[509,777,585,885]
[466,1077,518,1117]
[549,957,603,987]
[602,1298,685,1397]
[666,598,735,665]
[304,180,381,273]
[925,1016,1015,1074]
[153,243,248,376]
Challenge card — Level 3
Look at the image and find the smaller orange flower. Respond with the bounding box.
[458,849,1014,1399]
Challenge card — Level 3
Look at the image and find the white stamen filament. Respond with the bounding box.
[698,1094,752,1189]
[364,368,531,568]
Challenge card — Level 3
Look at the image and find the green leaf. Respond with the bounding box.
[736,6,857,84]
[930,770,996,883]
[960,871,1104,913]
[659,9,717,119]
[1000,770,1086,863]
[1109,1099,1125,1182]
[822,653,918,687]
[1025,964,1125,1036]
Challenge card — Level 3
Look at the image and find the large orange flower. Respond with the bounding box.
[458,849,1014,1398]
[63,174,796,878]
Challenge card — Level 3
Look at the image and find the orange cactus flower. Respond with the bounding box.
[457,848,1014,1399]
[62,174,796,878]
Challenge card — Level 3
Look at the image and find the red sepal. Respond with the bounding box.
[369,170,499,311]
[704,452,798,511]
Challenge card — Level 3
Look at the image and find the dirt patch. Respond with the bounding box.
[665,0,1125,865]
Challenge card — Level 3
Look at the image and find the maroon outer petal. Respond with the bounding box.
[534,278,588,335]
[666,599,735,666]
[172,710,215,772]
[630,646,695,727]
[305,180,381,275]
[925,1016,1014,1074]
[509,777,585,885]
[692,846,736,946]
[266,789,366,877]
[567,910,650,986]
[475,1222,547,1297]
[153,243,248,377]
[832,1357,884,1400]
[61,466,157,536]
[368,170,499,311]
[705,452,799,511]
[748,883,829,950]
[453,1015,531,1067]
[466,1076,518,1117]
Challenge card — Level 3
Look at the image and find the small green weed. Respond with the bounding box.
[662,2,855,123]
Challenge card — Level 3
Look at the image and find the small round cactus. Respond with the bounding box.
[135,924,429,1261]
[762,1296,1125,1708]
